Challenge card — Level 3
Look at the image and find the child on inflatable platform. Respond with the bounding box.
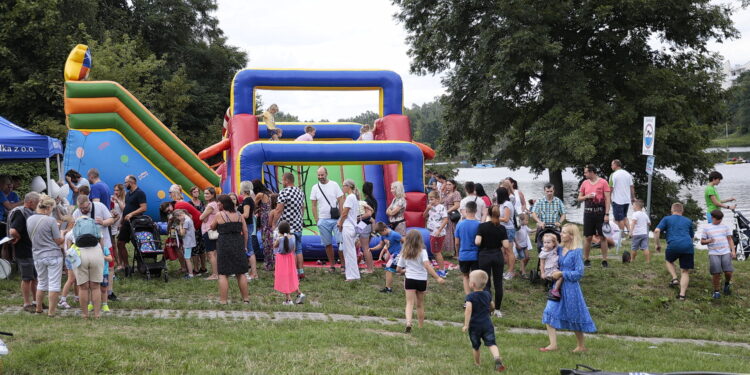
[261,104,280,140]
[539,233,563,301]
[370,222,402,293]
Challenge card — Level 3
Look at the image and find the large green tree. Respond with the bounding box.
[726,71,750,135]
[394,0,736,212]
[0,0,247,184]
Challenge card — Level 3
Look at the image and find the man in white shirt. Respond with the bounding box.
[609,159,635,234]
[309,167,344,272]
[459,181,487,221]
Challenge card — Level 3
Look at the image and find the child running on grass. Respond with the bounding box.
[370,222,403,293]
[424,191,448,277]
[397,229,445,332]
[700,209,736,299]
[463,270,506,372]
[274,221,305,305]
[539,233,562,301]
[629,199,651,262]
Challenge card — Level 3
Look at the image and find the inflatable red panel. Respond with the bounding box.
[405,192,427,212]
[404,211,424,228]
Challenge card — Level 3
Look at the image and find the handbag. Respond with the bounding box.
[207,229,219,240]
[318,183,340,219]
[163,236,179,261]
[448,210,461,223]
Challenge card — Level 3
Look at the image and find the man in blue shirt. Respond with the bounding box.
[654,202,695,301]
[455,201,480,295]
[87,168,110,205]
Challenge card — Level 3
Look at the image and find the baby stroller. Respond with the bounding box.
[129,215,168,282]
[529,224,562,285]
[732,209,750,261]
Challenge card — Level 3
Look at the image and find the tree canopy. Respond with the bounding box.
[0,0,246,183]
[726,71,750,135]
[394,0,737,215]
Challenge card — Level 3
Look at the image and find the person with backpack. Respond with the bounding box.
[71,196,109,318]
[72,195,114,309]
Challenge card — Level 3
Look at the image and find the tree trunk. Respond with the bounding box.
[548,169,564,202]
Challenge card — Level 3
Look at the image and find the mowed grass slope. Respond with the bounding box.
[1,236,750,374]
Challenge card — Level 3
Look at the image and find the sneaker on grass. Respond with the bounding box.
[723,283,732,296]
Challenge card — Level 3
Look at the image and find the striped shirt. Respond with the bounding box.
[701,223,732,256]
[532,197,566,224]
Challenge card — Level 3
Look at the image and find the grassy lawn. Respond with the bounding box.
[2,315,749,375]
[711,132,750,148]
[1,235,750,374]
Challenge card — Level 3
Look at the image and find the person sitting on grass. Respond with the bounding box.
[539,233,562,301]
[700,209,736,299]
[455,201,481,295]
[424,191,448,277]
[274,221,306,305]
[397,229,445,333]
[370,222,402,293]
[462,270,506,372]
[629,199,651,262]
[653,202,694,301]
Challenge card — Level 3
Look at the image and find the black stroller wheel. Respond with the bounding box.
[163,272,169,282]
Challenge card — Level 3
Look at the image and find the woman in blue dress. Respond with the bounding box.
[540,224,596,352]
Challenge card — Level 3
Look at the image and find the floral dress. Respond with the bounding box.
[441,190,461,255]
[257,197,274,270]
[387,196,407,235]
[542,247,597,333]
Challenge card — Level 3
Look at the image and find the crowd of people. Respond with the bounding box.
[0,148,742,370]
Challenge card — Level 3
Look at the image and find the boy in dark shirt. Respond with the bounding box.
[463,270,505,372]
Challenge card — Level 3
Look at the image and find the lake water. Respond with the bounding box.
[453,152,750,242]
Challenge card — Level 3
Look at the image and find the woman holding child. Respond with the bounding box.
[540,224,596,352]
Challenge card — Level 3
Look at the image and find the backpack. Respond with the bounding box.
[73,215,101,247]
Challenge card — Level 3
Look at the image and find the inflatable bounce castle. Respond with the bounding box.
[62,44,435,258]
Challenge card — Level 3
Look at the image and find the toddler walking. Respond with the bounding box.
[539,233,562,301]
[463,270,506,372]
[274,221,305,305]
[175,209,196,279]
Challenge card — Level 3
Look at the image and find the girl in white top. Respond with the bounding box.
[397,230,445,333]
[358,123,376,141]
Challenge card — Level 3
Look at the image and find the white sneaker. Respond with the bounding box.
[282,300,294,306]
[503,273,513,280]
[57,299,71,309]
[494,310,504,318]
[294,293,306,304]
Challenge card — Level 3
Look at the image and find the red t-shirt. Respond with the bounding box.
[175,200,202,230]
[579,178,611,208]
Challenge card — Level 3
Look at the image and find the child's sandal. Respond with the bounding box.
[669,278,679,287]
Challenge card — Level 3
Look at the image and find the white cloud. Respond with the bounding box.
[215,0,749,120]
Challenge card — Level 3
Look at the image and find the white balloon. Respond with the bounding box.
[47,179,60,199]
[58,184,70,200]
[30,176,46,193]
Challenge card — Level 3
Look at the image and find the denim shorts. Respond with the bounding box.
[318,219,339,246]
[612,203,629,221]
[468,325,496,350]
[293,231,303,255]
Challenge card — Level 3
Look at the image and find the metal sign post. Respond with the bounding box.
[646,155,655,215]
[643,117,656,215]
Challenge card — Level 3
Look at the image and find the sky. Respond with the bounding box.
[215,0,750,121]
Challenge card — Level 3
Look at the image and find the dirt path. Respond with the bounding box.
[3,305,748,350]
